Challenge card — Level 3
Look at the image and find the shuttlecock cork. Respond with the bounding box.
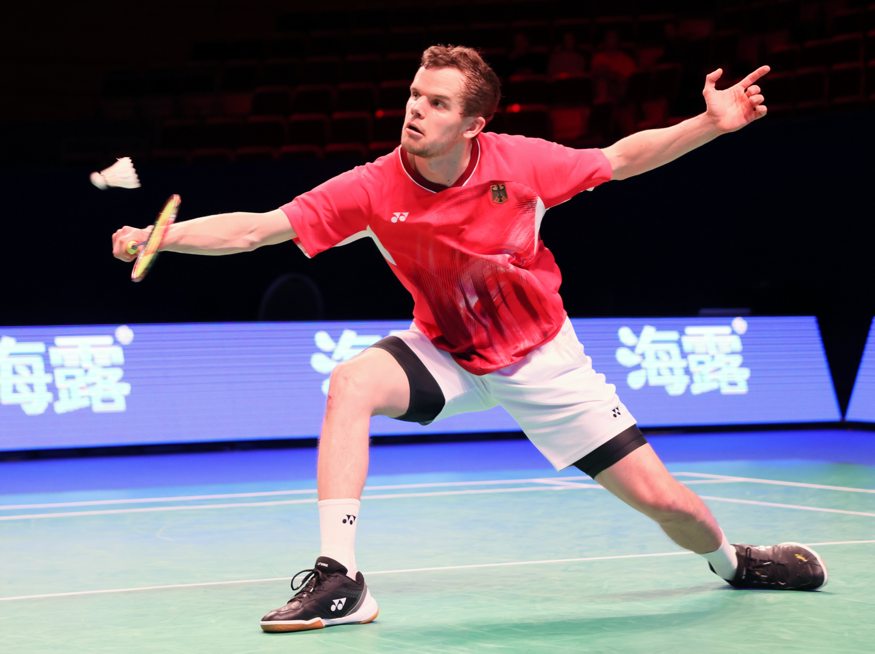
[90,157,141,190]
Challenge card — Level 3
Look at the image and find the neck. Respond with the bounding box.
[410,139,473,187]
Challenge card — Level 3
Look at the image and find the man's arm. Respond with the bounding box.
[601,65,769,181]
[112,208,294,262]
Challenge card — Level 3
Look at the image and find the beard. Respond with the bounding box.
[400,135,435,158]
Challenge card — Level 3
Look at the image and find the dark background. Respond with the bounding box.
[0,0,871,411]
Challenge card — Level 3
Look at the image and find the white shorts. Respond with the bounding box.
[382,318,638,471]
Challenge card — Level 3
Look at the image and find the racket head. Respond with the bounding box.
[131,194,180,282]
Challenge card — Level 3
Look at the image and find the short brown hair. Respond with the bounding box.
[420,45,501,122]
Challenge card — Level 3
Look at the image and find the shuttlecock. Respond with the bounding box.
[90,157,141,190]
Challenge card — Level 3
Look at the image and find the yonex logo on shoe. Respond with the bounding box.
[390,212,409,223]
[343,514,356,525]
[331,598,347,612]
[612,407,622,417]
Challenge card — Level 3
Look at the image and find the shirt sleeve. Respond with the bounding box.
[511,135,613,208]
[280,165,373,258]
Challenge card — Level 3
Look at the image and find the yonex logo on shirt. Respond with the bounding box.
[390,212,409,223]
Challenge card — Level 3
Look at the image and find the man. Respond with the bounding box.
[112,45,827,633]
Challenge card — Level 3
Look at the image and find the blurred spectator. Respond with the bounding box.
[505,31,545,76]
[590,30,637,103]
[547,31,588,78]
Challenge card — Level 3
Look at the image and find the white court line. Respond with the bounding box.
[2,475,872,521]
[5,471,870,514]
[699,495,875,518]
[0,476,770,513]
[0,485,604,521]
[678,472,875,494]
[0,478,599,511]
[2,539,873,603]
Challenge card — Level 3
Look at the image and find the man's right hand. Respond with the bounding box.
[112,226,152,262]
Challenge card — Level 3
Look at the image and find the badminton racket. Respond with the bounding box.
[125,194,180,282]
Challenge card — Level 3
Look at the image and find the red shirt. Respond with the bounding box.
[281,131,612,374]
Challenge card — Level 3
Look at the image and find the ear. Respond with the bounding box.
[462,115,487,139]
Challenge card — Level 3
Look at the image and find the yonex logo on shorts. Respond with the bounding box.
[612,407,622,417]
[390,212,409,223]
[331,598,347,611]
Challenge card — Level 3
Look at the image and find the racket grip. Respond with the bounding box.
[125,240,140,255]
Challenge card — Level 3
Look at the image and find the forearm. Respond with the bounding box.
[604,113,724,181]
[161,209,294,256]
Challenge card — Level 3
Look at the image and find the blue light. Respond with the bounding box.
[846,318,875,423]
[0,316,841,451]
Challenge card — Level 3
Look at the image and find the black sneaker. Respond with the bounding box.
[721,542,828,590]
[260,556,379,633]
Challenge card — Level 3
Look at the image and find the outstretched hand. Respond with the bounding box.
[703,65,770,133]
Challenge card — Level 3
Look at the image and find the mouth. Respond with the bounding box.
[404,123,423,136]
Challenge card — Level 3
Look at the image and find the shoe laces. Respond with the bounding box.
[739,546,788,584]
[288,567,325,600]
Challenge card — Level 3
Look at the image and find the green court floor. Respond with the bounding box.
[1,432,874,653]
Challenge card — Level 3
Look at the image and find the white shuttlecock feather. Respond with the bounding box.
[90,157,141,190]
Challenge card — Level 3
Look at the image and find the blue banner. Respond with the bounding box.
[0,316,840,451]
[846,318,875,423]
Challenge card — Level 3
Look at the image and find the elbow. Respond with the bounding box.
[240,232,264,252]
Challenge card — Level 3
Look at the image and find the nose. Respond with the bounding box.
[409,96,425,118]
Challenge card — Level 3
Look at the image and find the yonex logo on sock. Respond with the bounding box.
[331,598,347,612]
[343,514,357,525]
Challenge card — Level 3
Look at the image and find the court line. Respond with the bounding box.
[0,477,600,511]
[5,471,871,513]
[699,495,875,518]
[2,539,872,603]
[0,485,605,521]
[679,472,875,494]
[2,476,873,521]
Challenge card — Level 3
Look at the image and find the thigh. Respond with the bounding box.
[371,326,496,425]
[488,319,638,470]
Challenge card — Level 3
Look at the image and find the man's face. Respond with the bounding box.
[401,66,479,158]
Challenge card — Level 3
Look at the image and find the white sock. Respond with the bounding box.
[701,531,738,581]
[318,498,360,579]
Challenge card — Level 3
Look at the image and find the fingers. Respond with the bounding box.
[112,227,141,262]
[703,68,723,92]
[739,64,771,89]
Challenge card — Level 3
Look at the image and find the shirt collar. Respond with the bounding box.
[399,137,481,193]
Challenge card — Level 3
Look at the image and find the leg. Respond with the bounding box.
[594,442,722,554]
[261,349,407,633]
[592,437,827,590]
[488,320,826,592]
[262,333,472,632]
[317,347,410,500]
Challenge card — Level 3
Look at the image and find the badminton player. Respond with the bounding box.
[112,45,827,633]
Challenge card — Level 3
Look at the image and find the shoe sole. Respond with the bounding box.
[260,589,379,633]
[783,541,829,590]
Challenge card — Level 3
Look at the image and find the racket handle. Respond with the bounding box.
[125,240,140,255]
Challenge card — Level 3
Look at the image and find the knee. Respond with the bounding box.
[326,359,379,413]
